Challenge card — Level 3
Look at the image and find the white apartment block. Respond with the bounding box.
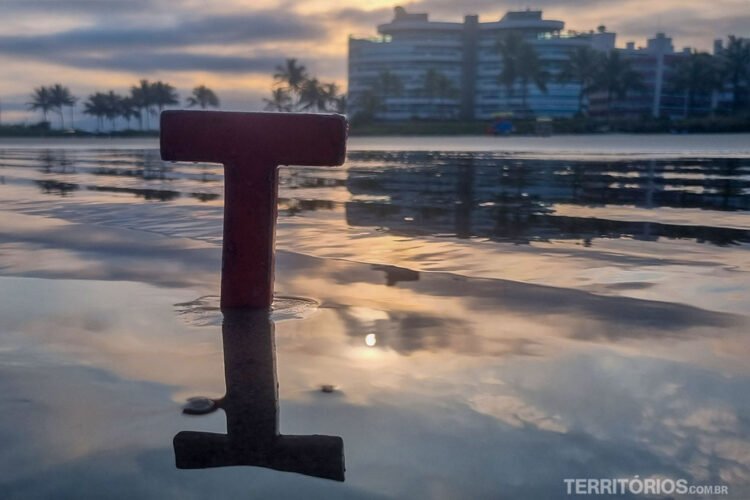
[348,7,616,120]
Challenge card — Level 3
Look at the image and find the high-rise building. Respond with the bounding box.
[589,33,705,119]
[348,7,615,120]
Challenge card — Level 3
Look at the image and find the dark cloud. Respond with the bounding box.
[59,52,281,74]
[0,9,328,75]
[332,7,392,26]
[0,12,325,56]
[402,0,599,20]
[615,9,750,43]
[0,0,173,15]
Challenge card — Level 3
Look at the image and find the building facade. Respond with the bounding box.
[348,7,615,120]
[588,33,710,119]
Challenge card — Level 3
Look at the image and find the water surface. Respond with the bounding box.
[0,135,748,499]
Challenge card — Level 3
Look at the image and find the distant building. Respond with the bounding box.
[348,6,731,121]
[348,7,615,121]
[711,38,743,113]
[589,33,708,119]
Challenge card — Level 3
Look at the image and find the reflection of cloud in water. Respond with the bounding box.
[281,251,744,347]
[1,147,750,497]
[0,211,220,291]
[493,351,750,485]
[1,210,745,365]
[334,305,470,355]
[0,274,748,496]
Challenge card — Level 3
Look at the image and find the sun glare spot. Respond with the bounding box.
[365,333,377,347]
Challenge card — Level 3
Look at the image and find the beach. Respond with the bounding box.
[0,135,748,498]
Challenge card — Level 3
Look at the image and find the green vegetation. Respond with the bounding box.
[350,70,404,123]
[265,58,345,113]
[186,85,220,109]
[594,50,645,116]
[558,46,606,115]
[670,51,723,117]
[723,35,750,113]
[28,84,76,128]
[351,68,461,123]
[14,81,220,135]
[350,120,488,136]
[347,114,750,136]
[82,80,182,132]
[496,33,549,112]
[422,69,459,119]
[555,114,750,134]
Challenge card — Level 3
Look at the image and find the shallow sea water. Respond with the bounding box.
[0,134,749,499]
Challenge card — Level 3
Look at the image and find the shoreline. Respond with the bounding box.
[2,115,750,139]
[2,133,750,159]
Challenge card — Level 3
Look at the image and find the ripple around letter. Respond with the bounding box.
[174,295,319,326]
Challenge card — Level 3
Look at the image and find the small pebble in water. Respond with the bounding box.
[320,384,336,393]
[182,396,217,415]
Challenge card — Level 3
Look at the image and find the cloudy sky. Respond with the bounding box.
[1,0,748,125]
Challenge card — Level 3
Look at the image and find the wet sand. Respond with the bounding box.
[0,141,748,498]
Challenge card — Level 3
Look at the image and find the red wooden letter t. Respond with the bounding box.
[160,111,347,310]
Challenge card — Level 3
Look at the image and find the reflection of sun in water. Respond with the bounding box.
[365,333,377,347]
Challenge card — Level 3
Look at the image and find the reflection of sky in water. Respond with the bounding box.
[0,144,749,498]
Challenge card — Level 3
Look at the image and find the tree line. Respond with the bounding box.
[559,35,750,117]
[492,29,646,116]
[28,81,220,131]
[354,68,459,122]
[265,58,453,120]
[264,58,346,113]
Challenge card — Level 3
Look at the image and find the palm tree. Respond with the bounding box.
[372,71,403,117]
[331,94,347,114]
[186,85,220,109]
[273,58,309,94]
[594,50,645,117]
[352,89,381,122]
[375,71,403,100]
[321,82,342,112]
[130,80,153,130]
[151,81,179,115]
[496,33,548,113]
[83,92,108,131]
[48,84,75,129]
[263,88,293,112]
[119,97,140,129]
[558,46,602,115]
[423,69,441,100]
[423,69,457,118]
[671,51,722,117]
[102,91,123,130]
[517,43,548,112]
[720,36,750,113]
[496,33,524,100]
[69,95,79,130]
[298,78,328,111]
[27,86,53,124]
